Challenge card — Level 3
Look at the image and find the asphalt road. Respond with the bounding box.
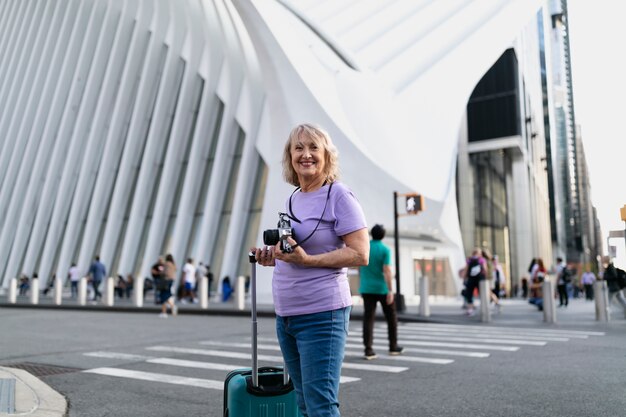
[1,306,626,416]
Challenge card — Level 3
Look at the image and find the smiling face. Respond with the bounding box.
[290,133,326,184]
[282,124,339,187]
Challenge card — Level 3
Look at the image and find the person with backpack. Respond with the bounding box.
[555,257,569,307]
[602,257,626,317]
[463,248,487,316]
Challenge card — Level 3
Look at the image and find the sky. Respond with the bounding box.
[567,0,626,264]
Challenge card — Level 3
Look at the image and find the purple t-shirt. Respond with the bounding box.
[273,182,367,316]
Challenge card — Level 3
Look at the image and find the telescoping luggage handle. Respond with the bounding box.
[248,252,289,388]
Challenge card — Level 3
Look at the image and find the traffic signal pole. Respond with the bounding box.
[393,191,406,312]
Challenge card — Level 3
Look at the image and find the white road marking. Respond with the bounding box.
[147,358,245,371]
[343,343,489,358]
[83,367,223,390]
[344,350,453,365]
[83,351,152,361]
[400,323,603,337]
[351,330,547,346]
[383,327,570,342]
[146,346,408,373]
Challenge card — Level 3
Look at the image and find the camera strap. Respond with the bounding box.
[287,181,333,251]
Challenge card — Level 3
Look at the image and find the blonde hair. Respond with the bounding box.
[282,123,339,187]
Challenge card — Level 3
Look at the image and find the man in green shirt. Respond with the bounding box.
[359,224,403,360]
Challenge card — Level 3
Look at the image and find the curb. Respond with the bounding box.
[0,367,67,417]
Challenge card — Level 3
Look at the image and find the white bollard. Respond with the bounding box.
[79,277,88,306]
[594,280,610,322]
[236,275,245,310]
[30,278,40,305]
[199,276,208,309]
[134,276,145,307]
[8,278,17,303]
[105,276,115,306]
[54,277,63,305]
[418,276,430,317]
[542,279,556,324]
[479,279,491,323]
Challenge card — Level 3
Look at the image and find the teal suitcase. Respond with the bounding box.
[222,253,302,417]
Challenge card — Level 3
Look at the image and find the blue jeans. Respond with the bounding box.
[276,306,351,417]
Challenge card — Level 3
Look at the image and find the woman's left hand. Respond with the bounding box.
[273,237,308,265]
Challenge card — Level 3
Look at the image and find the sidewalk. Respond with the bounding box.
[0,366,66,417]
[0,293,613,326]
[0,295,618,416]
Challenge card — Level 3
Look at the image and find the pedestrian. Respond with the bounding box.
[490,255,504,312]
[205,264,214,297]
[196,262,207,296]
[601,257,626,317]
[181,258,198,304]
[521,277,529,298]
[221,276,233,302]
[252,123,369,417]
[88,255,106,302]
[528,258,546,311]
[124,274,134,298]
[159,254,178,318]
[462,248,488,316]
[581,268,596,300]
[151,256,165,304]
[359,224,403,360]
[555,257,569,307]
[18,273,30,296]
[114,274,126,298]
[68,263,80,299]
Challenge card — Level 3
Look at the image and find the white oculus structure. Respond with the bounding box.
[0,0,544,304]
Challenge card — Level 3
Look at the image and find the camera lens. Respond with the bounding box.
[263,229,279,246]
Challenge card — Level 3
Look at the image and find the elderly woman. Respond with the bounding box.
[253,123,369,417]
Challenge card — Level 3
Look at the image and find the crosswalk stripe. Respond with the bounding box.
[83,367,224,390]
[383,327,570,342]
[147,358,245,371]
[344,351,453,365]
[343,343,489,358]
[400,323,603,337]
[146,346,408,373]
[351,330,547,346]
[346,338,519,352]
[83,351,152,361]
[202,340,467,362]
[84,351,359,384]
[201,341,281,351]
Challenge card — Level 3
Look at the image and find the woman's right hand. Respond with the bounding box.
[251,246,276,267]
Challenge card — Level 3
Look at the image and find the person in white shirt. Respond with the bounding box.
[581,269,596,300]
[182,258,197,303]
[68,263,80,299]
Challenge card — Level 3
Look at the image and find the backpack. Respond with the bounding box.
[561,268,572,283]
[467,258,482,279]
[617,268,626,290]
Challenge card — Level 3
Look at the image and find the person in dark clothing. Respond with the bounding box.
[88,256,106,301]
[359,224,403,360]
[602,258,626,317]
[555,257,568,307]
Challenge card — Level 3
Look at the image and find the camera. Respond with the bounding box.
[263,212,296,253]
